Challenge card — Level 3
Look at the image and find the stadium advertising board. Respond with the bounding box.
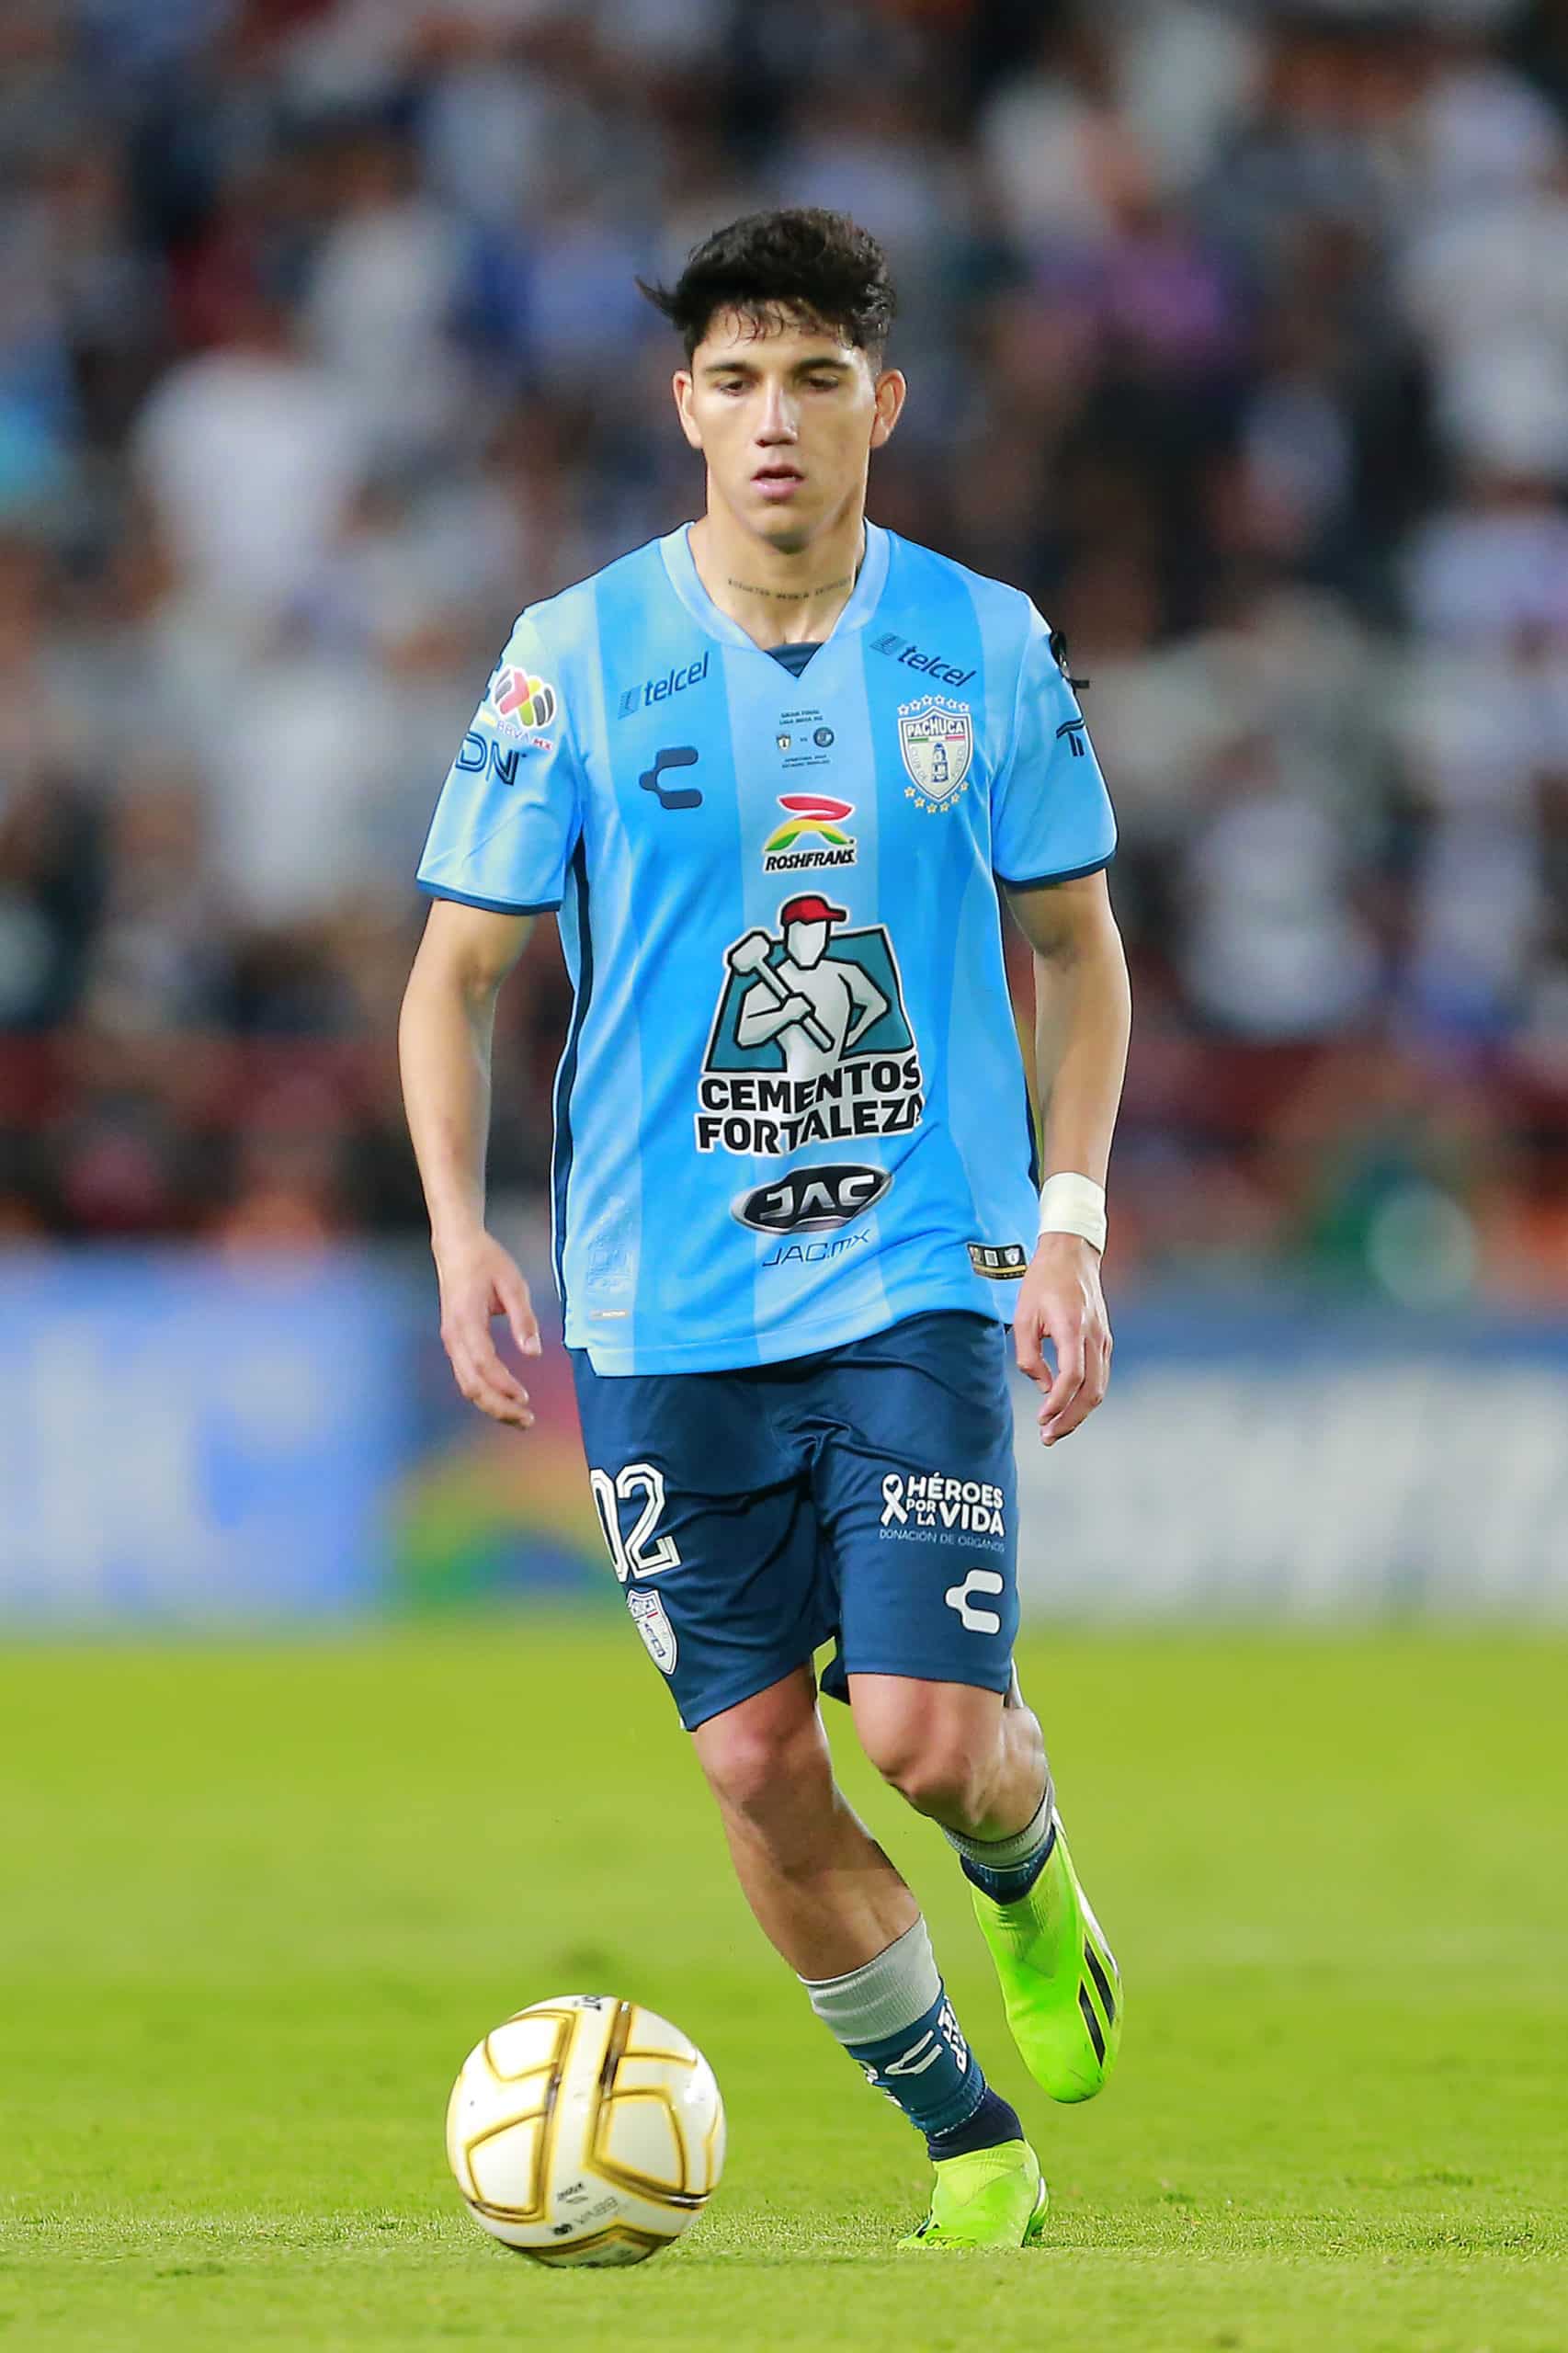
[1014,1301,1568,1615]
[2,1254,1562,1620]
[0,1251,415,1620]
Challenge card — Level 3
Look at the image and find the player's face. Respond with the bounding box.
[675,310,904,551]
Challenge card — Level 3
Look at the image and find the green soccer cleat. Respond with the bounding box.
[898,2138,1048,2251]
[970,1815,1122,2102]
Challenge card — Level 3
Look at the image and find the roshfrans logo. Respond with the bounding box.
[870,632,975,688]
[619,651,710,718]
[763,794,857,873]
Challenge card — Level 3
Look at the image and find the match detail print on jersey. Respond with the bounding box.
[698,902,924,1157]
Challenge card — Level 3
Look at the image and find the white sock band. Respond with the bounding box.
[942,1774,1054,1871]
[800,1915,940,2046]
[1038,1172,1107,1253]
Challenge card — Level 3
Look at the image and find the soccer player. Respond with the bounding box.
[400,210,1131,2250]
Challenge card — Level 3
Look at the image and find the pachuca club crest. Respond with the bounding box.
[898,695,973,812]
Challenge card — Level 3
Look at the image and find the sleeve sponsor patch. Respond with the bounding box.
[483,665,560,742]
[968,1242,1028,1278]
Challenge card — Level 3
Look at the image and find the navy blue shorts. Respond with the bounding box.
[571,1311,1018,1732]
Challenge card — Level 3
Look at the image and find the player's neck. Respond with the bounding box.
[688,503,868,651]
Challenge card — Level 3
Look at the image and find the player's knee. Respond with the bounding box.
[869,1732,988,1827]
[696,1694,826,1834]
[702,1726,791,1821]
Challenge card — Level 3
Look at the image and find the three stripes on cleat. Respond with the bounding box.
[1075,1935,1119,2066]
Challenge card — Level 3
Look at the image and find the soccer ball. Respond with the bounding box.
[445,1995,725,2268]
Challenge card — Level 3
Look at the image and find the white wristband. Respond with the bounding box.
[1037,1172,1107,1254]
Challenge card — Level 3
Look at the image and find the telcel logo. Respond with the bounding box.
[619,652,710,717]
[870,632,975,688]
[733,1163,892,1233]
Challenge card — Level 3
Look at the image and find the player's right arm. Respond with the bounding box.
[399,899,540,1427]
[403,609,582,1426]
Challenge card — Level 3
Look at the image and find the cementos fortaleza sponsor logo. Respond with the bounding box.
[698,908,924,1156]
[762,795,857,873]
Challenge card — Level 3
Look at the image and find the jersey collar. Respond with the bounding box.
[660,518,891,654]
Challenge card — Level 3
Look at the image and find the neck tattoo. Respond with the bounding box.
[725,572,854,603]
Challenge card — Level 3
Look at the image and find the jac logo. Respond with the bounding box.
[732,1163,892,1234]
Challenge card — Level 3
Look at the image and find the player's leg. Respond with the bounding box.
[691,1663,915,1978]
[812,1310,1122,2105]
[572,1351,1039,2245]
[848,1661,1049,1847]
[689,1658,1042,2249]
[852,1669,1121,2104]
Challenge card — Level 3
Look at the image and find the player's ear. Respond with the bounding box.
[673,371,704,452]
[869,369,906,450]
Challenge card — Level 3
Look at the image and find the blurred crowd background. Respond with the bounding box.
[3,0,1565,1301]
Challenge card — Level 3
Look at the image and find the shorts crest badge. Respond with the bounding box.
[898,695,973,812]
[628,1586,678,1675]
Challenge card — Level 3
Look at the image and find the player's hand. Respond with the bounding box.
[434,1228,541,1427]
[1013,1234,1111,1447]
[780,993,813,1024]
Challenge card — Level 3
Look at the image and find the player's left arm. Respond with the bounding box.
[1004,870,1131,1447]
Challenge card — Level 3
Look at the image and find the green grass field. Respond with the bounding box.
[3,1624,1565,2352]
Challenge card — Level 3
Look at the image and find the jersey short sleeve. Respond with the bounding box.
[417,611,584,915]
[990,605,1117,890]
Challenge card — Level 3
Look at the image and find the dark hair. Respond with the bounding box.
[638,209,896,363]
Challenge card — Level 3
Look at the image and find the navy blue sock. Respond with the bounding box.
[804,1918,1023,2154]
[926,2084,1025,2162]
[846,1984,987,2141]
[958,1815,1057,1906]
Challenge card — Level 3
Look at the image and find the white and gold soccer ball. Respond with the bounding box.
[445,1995,725,2268]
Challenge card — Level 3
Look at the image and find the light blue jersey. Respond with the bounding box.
[417,523,1115,1375]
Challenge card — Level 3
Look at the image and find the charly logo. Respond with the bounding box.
[697,898,923,1157]
[762,794,856,874]
[898,695,973,813]
[944,1568,1006,1634]
[640,745,701,810]
[733,1163,892,1233]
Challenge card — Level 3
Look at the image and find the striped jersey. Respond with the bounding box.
[417,521,1115,1374]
